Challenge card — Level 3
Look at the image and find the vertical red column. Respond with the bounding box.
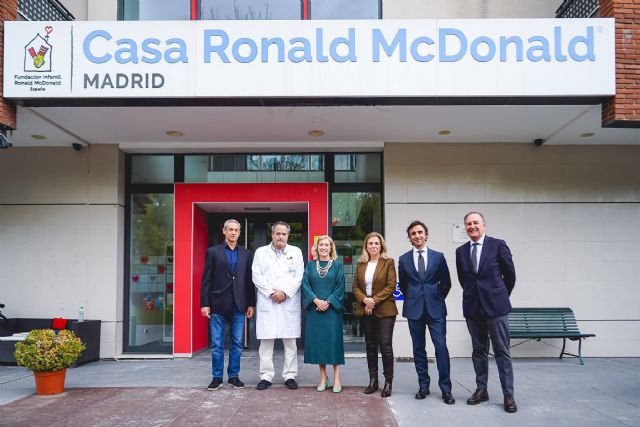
[191,0,198,20]
[191,206,209,351]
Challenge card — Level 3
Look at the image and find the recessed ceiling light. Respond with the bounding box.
[311,117,322,123]
[31,134,46,140]
[166,130,183,137]
[308,130,325,137]
[580,132,595,138]
[438,130,451,136]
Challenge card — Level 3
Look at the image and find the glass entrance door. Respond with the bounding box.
[207,213,308,350]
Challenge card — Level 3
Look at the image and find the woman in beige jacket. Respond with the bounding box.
[352,232,398,397]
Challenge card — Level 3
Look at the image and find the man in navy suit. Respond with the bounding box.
[398,220,454,405]
[455,212,517,413]
[200,219,255,391]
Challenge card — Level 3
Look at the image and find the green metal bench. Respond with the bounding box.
[508,307,595,365]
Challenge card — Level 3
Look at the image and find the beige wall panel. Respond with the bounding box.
[87,0,117,20]
[384,143,640,357]
[0,146,125,358]
[0,146,121,204]
[88,145,122,204]
[61,0,88,20]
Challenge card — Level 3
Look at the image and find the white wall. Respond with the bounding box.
[384,143,640,358]
[0,145,125,358]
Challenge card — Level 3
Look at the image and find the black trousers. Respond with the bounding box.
[361,315,395,380]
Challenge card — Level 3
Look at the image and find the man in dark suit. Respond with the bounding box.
[455,212,517,413]
[200,219,255,391]
[398,220,454,405]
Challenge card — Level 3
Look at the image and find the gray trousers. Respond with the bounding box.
[466,314,514,396]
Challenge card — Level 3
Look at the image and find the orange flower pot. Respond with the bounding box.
[33,369,67,395]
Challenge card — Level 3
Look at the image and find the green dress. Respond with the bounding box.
[302,260,345,365]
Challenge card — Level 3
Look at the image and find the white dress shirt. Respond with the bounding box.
[413,246,428,273]
[470,234,486,268]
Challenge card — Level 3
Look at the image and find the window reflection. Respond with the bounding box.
[335,153,381,183]
[132,155,174,184]
[200,0,302,20]
[310,0,380,19]
[332,192,381,345]
[185,154,324,182]
[128,194,174,351]
[123,0,191,20]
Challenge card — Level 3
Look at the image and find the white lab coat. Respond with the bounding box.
[252,243,304,339]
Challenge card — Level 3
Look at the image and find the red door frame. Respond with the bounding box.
[173,183,328,356]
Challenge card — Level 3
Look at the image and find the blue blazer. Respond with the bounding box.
[200,244,255,317]
[398,248,452,320]
[455,236,516,319]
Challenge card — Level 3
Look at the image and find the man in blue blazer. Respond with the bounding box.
[398,220,454,405]
[455,212,517,413]
[200,219,255,391]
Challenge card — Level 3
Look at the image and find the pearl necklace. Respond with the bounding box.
[316,259,333,278]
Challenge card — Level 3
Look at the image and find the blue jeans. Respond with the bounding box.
[209,309,245,379]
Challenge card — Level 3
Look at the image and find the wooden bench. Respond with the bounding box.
[508,307,595,365]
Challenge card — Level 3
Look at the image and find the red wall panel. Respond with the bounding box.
[191,205,209,352]
[174,183,328,355]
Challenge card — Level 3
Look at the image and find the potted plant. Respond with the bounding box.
[14,329,85,395]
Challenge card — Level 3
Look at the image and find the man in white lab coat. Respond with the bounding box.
[252,221,305,390]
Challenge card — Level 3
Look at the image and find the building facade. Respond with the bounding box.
[1,0,639,359]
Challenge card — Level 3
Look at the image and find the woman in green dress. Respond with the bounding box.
[302,235,345,393]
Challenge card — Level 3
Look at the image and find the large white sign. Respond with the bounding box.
[3,19,615,99]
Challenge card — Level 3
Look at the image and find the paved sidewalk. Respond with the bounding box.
[1,355,640,427]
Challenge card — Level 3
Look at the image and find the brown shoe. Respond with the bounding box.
[466,388,489,405]
[504,395,518,413]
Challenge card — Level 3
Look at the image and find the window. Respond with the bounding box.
[131,155,174,184]
[122,0,191,20]
[184,154,324,182]
[127,194,174,352]
[120,0,381,20]
[334,153,381,183]
[309,0,380,19]
[200,0,302,20]
[331,191,382,346]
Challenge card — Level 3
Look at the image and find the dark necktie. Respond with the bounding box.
[471,243,479,273]
[417,250,426,279]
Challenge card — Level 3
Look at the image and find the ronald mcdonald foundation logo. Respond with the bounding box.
[24,26,53,72]
[13,24,63,93]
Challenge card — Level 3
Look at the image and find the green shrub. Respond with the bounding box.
[15,329,85,372]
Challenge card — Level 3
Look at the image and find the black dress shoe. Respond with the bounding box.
[415,388,430,400]
[504,395,518,413]
[442,392,455,405]
[467,388,489,405]
[363,378,379,394]
[285,378,298,390]
[256,379,272,390]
